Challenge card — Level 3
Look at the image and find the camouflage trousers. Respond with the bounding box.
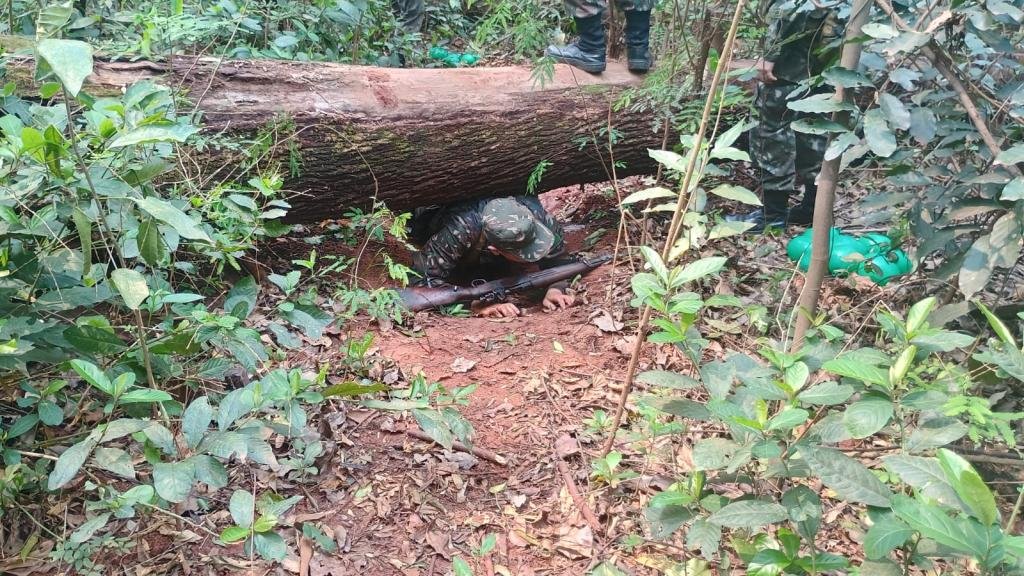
[563,0,655,18]
[392,0,425,33]
[749,81,828,205]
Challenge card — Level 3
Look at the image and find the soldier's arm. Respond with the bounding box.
[411,214,478,287]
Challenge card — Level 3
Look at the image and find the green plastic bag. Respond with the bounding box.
[786,227,912,285]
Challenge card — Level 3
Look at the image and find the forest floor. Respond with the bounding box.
[81,179,1020,576]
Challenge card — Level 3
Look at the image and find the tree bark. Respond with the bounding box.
[8,51,665,222]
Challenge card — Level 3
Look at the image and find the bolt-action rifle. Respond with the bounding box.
[397,254,611,313]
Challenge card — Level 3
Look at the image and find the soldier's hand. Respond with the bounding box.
[543,288,576,311]
[477,302,521,318]
[757,60,777,83]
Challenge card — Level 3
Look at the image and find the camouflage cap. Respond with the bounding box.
[481,197,555,262]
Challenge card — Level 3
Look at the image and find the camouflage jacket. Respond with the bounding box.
[411,196,572,286]
[762,0,844,83]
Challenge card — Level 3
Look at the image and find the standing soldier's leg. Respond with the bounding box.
[789,127,828,225]
[545,0,609,73]
[728,82,797,232]
[616,0,654,72]
[393,0,425,34]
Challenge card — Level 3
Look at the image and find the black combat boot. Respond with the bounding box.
[625,10,652,72]
[545,14,606,74]
[725,189,789,234]
[788,183,816,226]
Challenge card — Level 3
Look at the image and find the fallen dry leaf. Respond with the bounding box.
[451,356,478,373]
[590,309,623,333]
[554,525,593,559]
[425,530,452,559]
[554,434,580,459]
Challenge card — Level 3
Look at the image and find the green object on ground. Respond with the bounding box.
[785,227,912,286]
[428,45,481,67]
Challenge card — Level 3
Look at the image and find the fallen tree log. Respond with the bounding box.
[8,52,667,222]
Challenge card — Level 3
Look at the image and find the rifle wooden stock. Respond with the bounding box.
[396,254,611,313]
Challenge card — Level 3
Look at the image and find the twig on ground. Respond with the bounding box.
[554,453,603,535]
[402,428,508,466]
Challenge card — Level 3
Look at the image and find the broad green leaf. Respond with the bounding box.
[996,144,1024,166]
[621,187,676,205]
[909,107,937,144]
[1002,177,1024,202]
[692,438,739,470]
[783,361,809,393]
[100,419,152,442]
[257,494,302,518]
[799,446,892,507]
[220,525,250,544]
[959,234,994,299]
[906,297,937,335]
[70,359,113,396]
[686,518,721,560]
[787,93,857,114]
[883,30,931,55]
[709,184,761,206]
[879,94,911,130]
[249,531,287,561]
[825,131,860,161]
[767,407,810,431]
[64,325,127,355]
[453,558,473,576]
[280,304,333,339]
[708,500,788,529]
[144,423,177,456]
[38,400,64,426]
[110,268,150,310]
[230,489,256,528]
[862,22,899,38]
[9,414,39,438]
[843,395,893,438]
[676,257,727,285]
[823,349,888,387]
[224,276,259,319]
[782,485,821,541]
[182,396,214,449]
[891,494,996,559]
[197,431,248,460]
[644,500,693,539]
[937,449,998,526]
[797,381,853,405]
[252,514,277,533]
[137,217,164,266]
[109,123,198,148]
[791,118,850,134]
[648,149,687,171]
[322,381,388,398]
[48,436,98,490]
[35,1,73,38]
[640,246,669,283]
[218,387,255,431]
[133,197,212,243]
[36,39,94,97]
[190,454,228,489]
[152,460,195,503]
[882,454,964,509]
[69,512,110,544]
[412,408,454,450]
[91,447,135,479]
[823,66,874,87]
[864,108,897,158]
[864,517,914,560]
[636,370,699,389]
[119,388,173,404]
[906,418,968,453]
[708,220,755,239]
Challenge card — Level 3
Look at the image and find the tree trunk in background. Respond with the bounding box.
[11,53,664,222]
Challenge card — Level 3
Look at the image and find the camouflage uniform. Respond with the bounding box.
[410,196,573,287]
[393,0,425,33]
[563,0,655,18]
[751,0,843,217]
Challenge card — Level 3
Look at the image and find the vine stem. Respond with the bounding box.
[1006,484,1024,533]
[600,0,749,458]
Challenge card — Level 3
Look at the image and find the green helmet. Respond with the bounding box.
[481,198,555,262]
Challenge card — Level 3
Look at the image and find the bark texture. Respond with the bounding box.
[23,54,666,222]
